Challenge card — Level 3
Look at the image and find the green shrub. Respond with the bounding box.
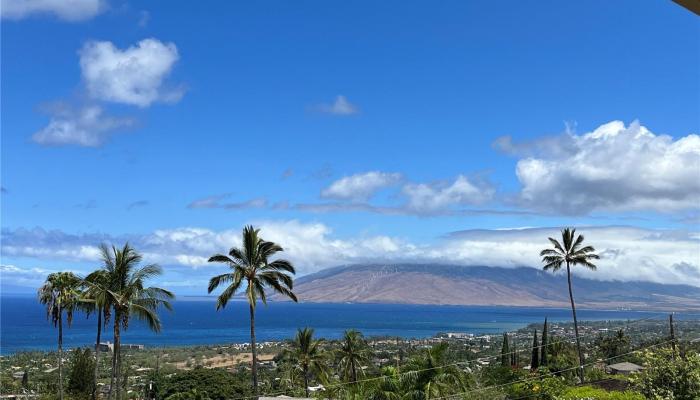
[631,348,700,400]
[509,375,567,400]
[159,366,250,400]
[67,348,95,399]
[557,386,644,400]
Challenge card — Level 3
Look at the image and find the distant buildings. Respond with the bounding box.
[443,332,474,339]
[98,341,145,352]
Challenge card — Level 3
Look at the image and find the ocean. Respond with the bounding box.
[0,296,680,354]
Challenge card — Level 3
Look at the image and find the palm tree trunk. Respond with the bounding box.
[115,321,122,400]
[108,312,119,400]
[93,309,102,400]
[566,262,585,383]
[58,310,64,400]
[304,365,309,397]
[249,303,258,397]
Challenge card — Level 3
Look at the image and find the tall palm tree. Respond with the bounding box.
[207,225,297,395]
[540,227,599,383]
[99,243,174,400]
[82,269,112,400]
[285,327,327,397]
[38,271,82,400]
[337,330,369,385]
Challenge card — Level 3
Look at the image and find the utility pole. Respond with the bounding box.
[669,314,676,360]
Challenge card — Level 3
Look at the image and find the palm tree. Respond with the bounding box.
[540,227,599,382]
[82,269,112,400]
[99,243,174,400]
[366,366,403,400]
[337,330,369,385]
[404,342,465,399]
[207,225,297,395]
[285,327,327,397]
[38,271,82,400]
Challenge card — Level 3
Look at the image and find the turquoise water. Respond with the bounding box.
[0,296,678,354]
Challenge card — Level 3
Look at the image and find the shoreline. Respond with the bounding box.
[4,314,696,356]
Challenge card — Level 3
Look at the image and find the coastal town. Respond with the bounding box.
[2,318,698,398]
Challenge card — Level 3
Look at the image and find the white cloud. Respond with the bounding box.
[1,264,52,285]
[318,172,494,215]
[321,171,402,201]
[316,95,358,115]
[31,105,134,147]
[401,175,494,214]
[2,223,698,286]
[442,226,700,286]
[1,0,104,21]
[506,120,700,215]
[79,38,183,107]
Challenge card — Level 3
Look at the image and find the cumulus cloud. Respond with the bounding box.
[315,95,358,115]
[499,120,700,215]
[32,105,134,147]
[2,224,698,286]
[1,0,104,21]
[402,175,494,214]
[79,38,183,107]
[321,171,403,201]
[318,173,494,215]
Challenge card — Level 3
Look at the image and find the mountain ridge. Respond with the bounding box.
[288,264,700,311]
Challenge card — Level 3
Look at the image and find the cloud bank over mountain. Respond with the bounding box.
[2,223,698,291]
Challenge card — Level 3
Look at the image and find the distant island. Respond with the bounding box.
[286,264,700,311]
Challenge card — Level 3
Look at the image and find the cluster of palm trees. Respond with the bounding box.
[282,328,466,399]
[39,244,174,400]
[39,225,598,398]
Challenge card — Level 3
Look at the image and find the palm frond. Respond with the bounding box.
[129,303,162,333]
[208,254,234,265]
[253,279,267,305]
[572,233,585,251]
[215,279,243,310]
[561,228,575,251]
[258,240,284,260]
[262,259,296,274]
[539,248,560,257]
[547,237,565,254]
[208,273,235,293]
[543,261,562,271]
[228,247,247,265]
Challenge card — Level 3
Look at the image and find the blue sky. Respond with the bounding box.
[1,0,699,294]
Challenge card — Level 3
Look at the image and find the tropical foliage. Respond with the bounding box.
[27,226,694,400]
[67,347,95,399]
[540,227,599,382]
[207,225,297,395]
[402,342,467,399]
[158,367,249,400]
[336,330,370,385]
[96,243,174,400]
[38,271,82,400]
[283,327,328,396]
[632,348,700,400]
